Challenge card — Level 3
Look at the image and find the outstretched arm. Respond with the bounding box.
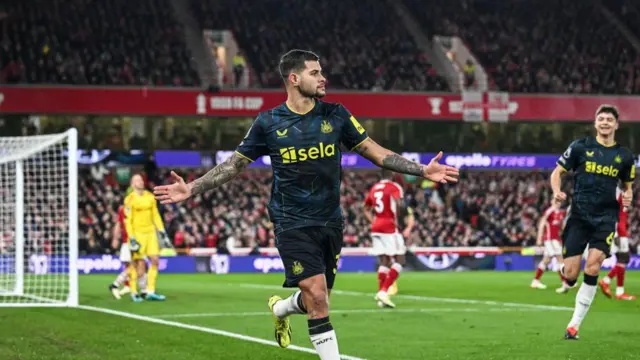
[189,153,251,196]
[154,153,251,204]
[353,138,459,183]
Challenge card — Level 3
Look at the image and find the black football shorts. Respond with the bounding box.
[562,217,615,258]
[275,226,343,289]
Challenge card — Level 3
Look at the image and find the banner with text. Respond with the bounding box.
[495,254,640,271]
[3,86,640,121]
[7,253,636,275]
[216,150,563,170]
[9,255,197,275]
[71,149,640,170]
[195,255,377,274]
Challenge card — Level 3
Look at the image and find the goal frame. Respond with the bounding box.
[0,128,78,307]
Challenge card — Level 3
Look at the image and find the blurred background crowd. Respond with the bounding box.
[2,0,640,93]
[76,166,640,256]
[2,0,640,256]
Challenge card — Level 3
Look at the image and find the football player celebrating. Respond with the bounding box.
[553,105,635,340]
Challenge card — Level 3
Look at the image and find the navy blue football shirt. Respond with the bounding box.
[557,136,635,224]
[236,101,369,235]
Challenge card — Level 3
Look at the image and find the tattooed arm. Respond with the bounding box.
[153,152,250,204]
[188,153,250,196]
[353,138,459,183]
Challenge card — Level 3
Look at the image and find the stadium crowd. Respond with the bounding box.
[191,0,448,91]
[2,0,639,94]
[76,166,640,256]
[0,0,200,86]
[405,0,639,94]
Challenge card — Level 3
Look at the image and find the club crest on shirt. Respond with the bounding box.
[321,120,333,134]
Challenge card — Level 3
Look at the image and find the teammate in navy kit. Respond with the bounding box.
[551,105,635,340]
[153,49,459,359]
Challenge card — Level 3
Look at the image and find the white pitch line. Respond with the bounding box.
[153,307,538,319]
[238,283,573,312]
[79,305,366,360]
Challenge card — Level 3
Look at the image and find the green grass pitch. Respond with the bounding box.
[0,271,638,359]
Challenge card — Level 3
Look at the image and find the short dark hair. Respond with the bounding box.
[278,49,320,82]
[595,104,619,121]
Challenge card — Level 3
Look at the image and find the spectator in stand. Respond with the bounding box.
[3,0,640,94]
[74,166,640,254]
[405,0,638,94]
[0,0,199,86]
[464,60,476,89]
[232,51,246,87]
[191,0,449,91]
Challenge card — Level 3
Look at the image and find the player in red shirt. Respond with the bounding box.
[364,169,413,308]
[599,187,636,300]
[109,204,133,299]
[531,198,569,293]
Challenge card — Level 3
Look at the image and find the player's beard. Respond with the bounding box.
[297,82,325,99]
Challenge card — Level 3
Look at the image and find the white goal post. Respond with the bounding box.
[0,128,78,307]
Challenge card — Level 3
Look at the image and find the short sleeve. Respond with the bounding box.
[557,141,580,171]
[391,182,403,199]
[620,151,636,183]
[235,115,269,162]
[364,191,374,207]
[337,105,368,150]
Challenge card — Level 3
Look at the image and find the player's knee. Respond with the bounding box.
[379,256,391,267]
[562,262,580,281]
[149,257,159,266]
[394,255,406,266]
[299,278,329,317]
[303,289,329,318]
[136,261,145,273]
[584,252,605,276]
[584,261,602,277]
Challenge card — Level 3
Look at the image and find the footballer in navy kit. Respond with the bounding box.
[551,105,635,340]
[235,101,366,237]
[154,49,459,360]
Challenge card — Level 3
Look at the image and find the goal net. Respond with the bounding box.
[0,128,78,307]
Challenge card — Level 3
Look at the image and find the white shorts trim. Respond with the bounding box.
[371,232,406,256]
[544,240,562,257]
[119,242,132,263]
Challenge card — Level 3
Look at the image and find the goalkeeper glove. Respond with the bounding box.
[159,231,173,249]
[129,238,141,252]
